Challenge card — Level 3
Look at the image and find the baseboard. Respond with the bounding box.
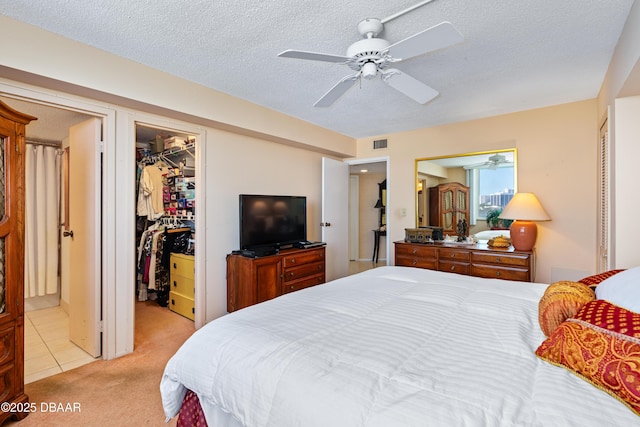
[59,298,70,315]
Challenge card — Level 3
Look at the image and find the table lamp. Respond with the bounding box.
[499,192,550,251]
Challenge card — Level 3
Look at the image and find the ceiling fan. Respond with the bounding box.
[463,154,513,170]
[277,1,463,107]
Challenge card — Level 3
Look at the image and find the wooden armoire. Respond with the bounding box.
[0,100,36,424]
[429,182,470,236]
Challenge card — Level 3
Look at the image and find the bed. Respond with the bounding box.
[160,266,640,426]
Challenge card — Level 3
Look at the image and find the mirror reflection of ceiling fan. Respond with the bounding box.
[463,154,513,170]
[277,0,464,107]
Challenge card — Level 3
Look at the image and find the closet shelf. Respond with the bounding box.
[163,142,195,158]
[139,142,195,166]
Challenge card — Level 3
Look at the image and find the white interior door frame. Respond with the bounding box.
[0,80,117,358]
[129,115,206,330]
[347,156,390,265]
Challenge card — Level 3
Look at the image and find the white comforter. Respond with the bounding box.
[161,266,640,426]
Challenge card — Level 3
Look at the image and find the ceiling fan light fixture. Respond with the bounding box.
[278,5,463,107]
[362,62,377,80]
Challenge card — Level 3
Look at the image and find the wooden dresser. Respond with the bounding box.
[227,246,326,312]
[395,241,534,282]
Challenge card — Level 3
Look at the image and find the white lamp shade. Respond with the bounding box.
[499,192,550,221]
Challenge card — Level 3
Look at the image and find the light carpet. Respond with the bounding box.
[7,301,195,426]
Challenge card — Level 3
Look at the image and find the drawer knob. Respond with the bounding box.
[450,266,455,271]
[290,258,296,263]
[173,263,177,269]
[451,253,455,258]
[290,272,295,277]
[412,249,417,254]
[412,260,417,265]
[290,286,294,290]
[496,271,501,277]
[173,281,177,287]
[496,257,501,262]
[318,265,322,270]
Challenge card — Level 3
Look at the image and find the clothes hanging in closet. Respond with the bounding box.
[137,162,169,221]
[137,222,191,306]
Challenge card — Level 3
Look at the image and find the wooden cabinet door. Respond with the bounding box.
[227,254,282,312]
[0,100,36,423]
[254,257,282,304]
[429,182,469,235]
[454,186,469,227]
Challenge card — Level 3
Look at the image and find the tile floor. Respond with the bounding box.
[24,306,97,384]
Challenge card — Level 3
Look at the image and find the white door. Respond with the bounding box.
[322,157,349,281]
[67,118,102,357]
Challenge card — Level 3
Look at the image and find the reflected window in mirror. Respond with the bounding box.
[415,149,517,236]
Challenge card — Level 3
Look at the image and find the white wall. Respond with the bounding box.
[355,100,599,284]
[598,1,640,269]
[613,96,640,268]
[204,128,328,318]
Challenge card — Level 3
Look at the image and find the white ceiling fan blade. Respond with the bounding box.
[387,21,463,61]
[314,74,360,107]
[381,69,438,104]
[463,162,489,170]
[278,49,351,64]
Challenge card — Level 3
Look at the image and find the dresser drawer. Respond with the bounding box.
[170,291,195,320]
[471,264,530,282]
[396,255,437,270]
[471,251,529,267]
[170,253,195,278]
[393,241,533,282]
[438,260,470,275]
[282,274,325,294]
[439,248,470,261]
[282,248,324,268]
[171,274,194,298]
[396,244,438,259]
[283,261,325,282]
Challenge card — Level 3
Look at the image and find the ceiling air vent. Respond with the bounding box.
[373,139,387,150]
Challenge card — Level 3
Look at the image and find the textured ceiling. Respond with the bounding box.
[0,0,634,139]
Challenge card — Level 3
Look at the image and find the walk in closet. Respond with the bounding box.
[135,125,196,320]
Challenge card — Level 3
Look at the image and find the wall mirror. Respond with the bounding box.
[415,149,517,237]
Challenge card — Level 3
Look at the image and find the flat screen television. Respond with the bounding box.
[239,194,307,250]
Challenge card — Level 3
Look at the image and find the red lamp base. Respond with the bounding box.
[509,220,537,251]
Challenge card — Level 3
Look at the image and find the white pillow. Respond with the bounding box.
[595,265,640,313]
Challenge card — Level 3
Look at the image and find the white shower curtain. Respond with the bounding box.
[24,144,61,298]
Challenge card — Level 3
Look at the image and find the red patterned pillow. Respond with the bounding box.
[536,299,640,415]
[538,281,595,337]
[578,269,625,289]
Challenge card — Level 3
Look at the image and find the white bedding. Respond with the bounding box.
[161,266,640,426]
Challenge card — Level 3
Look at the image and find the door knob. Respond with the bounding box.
[320,222,332,227]
[63,230,74,238]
